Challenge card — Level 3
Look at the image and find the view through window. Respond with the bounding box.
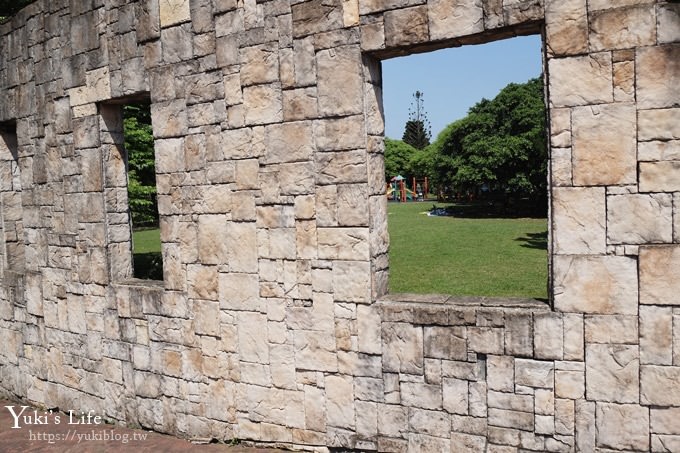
[122,103,163,280]
[381,35,548,299]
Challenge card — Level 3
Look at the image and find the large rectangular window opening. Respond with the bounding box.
[0,120,24,274]
[100,97,163,281]
[379,35,549,300]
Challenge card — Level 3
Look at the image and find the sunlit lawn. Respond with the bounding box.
[388,202,548,299]
[132,206,548,298]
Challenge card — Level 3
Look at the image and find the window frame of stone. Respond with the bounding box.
[98,95,165,285]
[0,120,24,274]
[367,31,551,306]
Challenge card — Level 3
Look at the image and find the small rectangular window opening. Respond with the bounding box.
[380,35,548,301]
[101,98,163,281]
[0,120,24,273]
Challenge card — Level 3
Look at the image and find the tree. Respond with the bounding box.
[384,138,418,180]
[437,77,547,210]
[123,104,158,228]
[402,91,431,150]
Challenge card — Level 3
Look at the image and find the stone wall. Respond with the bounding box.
[0,0,679,451]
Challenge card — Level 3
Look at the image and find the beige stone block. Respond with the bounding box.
[294,329,338,372]
[638,108,680,141]
[316,46,363,117]
[316,150,367,185]
[545,0,588,56]
[555,398,575,435]
[159,0,190,27]
[590,6,656,51]
[515,358,554,389]
[187,264,218,300]
[676,194,680,244]
[651,407,680,434]
[550,108,571,148]
[401,381,442,410]
[534,313,563,360]
[488,408,533,431]
[427,0,483,41]
[596,403,649,451]
[548,53,612,107]
[282,88,318,121]
[243,84,282,126]
[313,115,366,152]
[318,227,369,261]
[424,326,466,360]
[554,255,638,315]
[640,246,680,306]
[638,140,680,161]
[197,215,227,264]
[238,311,268,363]
[263,121,314,165]
[219,272,261,311]
[227,222,257,273]
[239,43,279,86]
[332,260,370,303]
[562,314,584,361]
[640,306,673,365]
[658,4,680,44]
[382,322,423,374]
[585,315,638,344]
[487,390,533,413]
[553,187,606,254]
[336,184,368,227]
[360,22,384,51]
[642,365,680,406]
[555,370,584,399]
[572,103,636,185]
[637,44,680,109]
[589,0,656,10]
[504,313,533,357]
[586,344,639,403]
[487,355,514,392]
[613,60,634,102]
[194,300,220,336]
[607,194,673,244]
[442,377,468,415]
[384,6,428,48]
[468,327,503,355]
[357,305,381,355]
[574,399,596,452]
[640,161,680,193]
[551,148,572,186]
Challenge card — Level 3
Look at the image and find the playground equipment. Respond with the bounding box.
[387,176,429,202]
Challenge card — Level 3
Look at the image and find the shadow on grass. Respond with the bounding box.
[429,201,547,219]
[515,230,548,250]
[133,252,163,280]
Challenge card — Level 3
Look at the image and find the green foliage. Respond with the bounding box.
[402,91,431,149]
[402,120,430,150]
[438,78,547,209]
[123,104,158,228]
[384,138,418,180]
[388,202,547,298]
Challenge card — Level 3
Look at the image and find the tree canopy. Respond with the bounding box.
[123,104,159,228]
[438,77,546,204]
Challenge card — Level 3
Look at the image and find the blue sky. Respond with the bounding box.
[381,34,543,140]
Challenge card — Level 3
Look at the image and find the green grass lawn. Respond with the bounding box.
[132,228,163,280]
[131,206,548,297]
[388,202,548,299]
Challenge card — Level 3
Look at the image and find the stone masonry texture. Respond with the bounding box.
[0,0,679,451]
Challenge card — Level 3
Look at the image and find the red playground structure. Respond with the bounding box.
[387,176,429,202]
